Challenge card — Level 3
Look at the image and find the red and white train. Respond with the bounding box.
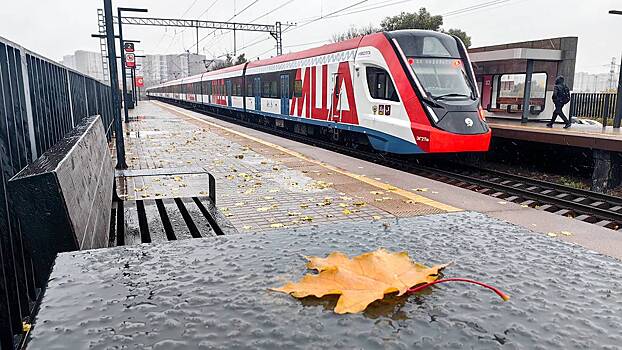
[147,30,491,154]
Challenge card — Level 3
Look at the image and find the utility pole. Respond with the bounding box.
[117,7,148,123]
[609,10,622,128]
[131,67,137,106]
[103,0,127,169]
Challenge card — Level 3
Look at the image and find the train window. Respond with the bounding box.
[270,81,278,98]
[262,81,270,97]
[366,66,399,102]
[294,80,303,97]
[247,83,253,96]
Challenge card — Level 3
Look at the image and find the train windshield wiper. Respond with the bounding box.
[432,93,472,101]
[421,96,444,108]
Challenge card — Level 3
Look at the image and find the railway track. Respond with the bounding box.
[174,100,622,232]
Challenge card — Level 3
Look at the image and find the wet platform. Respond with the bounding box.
[486,117,622,152]
[27,212,622,349]
[115,102,454,238]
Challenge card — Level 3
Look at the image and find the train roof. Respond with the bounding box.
[150,30,452,89]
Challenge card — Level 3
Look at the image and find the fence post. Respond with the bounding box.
[603,94,611,127]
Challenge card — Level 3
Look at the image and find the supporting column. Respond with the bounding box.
[104,0,127,169]
[592,149,622,192]
[521,59,534,124]
[195,24,199,55]
[614,55,622,128]
[117,9,130,123]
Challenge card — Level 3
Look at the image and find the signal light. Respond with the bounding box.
[453,60,463,68]
[407,58,415,65]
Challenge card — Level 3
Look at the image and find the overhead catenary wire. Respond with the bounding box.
[189,0,261,52]
[200,0,297,53]
[237,0,370,57]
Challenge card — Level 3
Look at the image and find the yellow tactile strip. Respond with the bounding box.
[155,101,461,213]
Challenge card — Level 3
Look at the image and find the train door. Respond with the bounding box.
[226,80,232,106]
[253,77,261,111]
[280,74,290,116]
[329,73,343,122]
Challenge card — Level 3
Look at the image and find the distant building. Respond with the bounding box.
[61,51,105,81]
[141,53,207,89]
[574,71,619,93]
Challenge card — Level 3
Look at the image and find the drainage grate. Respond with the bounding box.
[110,196,237,246]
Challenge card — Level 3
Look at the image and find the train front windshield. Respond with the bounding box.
[388,30,488,135]
[396,34,476,101]
[408,58,475,100]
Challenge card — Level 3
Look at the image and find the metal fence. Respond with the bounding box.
[569,92,617,126]
[0,36,114,349]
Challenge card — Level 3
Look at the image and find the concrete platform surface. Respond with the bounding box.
[115,102,454,237]
[150,101,622,259]
[28,212,622,349]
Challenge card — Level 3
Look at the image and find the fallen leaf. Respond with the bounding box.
[342,209,352,215]
[301,216,313,222]
[412,188,428,192]
[560,231,572,236]
[273,249,448,314]
[372,215,382,220]
[547,232,558,237]
[270,223,285,228]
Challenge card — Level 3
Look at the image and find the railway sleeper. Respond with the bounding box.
[589,201,609,209]
[520,200,537,207]
[554,209,573,217]
[575,215,600,224]
[536,204,559,212]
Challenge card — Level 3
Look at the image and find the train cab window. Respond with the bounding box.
[294,80,303,97]
[366,66,399,102]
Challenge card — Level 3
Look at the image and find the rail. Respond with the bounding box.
[569,92,617,126]
[0,36,114,349]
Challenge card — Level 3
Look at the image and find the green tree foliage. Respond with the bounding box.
[332,8,473,48]
[445,28,472,48]
[235,53,248,65]
[380,8,443,31]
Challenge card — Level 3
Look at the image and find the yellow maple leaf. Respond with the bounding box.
[273,249,448,314]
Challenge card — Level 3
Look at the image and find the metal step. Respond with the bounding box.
[110,196,238,246]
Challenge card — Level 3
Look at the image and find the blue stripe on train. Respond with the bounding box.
[176,97,424,154]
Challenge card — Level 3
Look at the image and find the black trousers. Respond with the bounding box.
[549,103,570,124]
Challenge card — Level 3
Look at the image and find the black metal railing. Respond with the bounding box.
[569,92,617,126]
[0,36,114,349]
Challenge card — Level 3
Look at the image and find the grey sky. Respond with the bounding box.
[0,0,620,73]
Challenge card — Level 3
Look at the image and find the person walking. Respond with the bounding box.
[546,75,572,128]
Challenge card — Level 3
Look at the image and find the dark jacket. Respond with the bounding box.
[552,76,570,105]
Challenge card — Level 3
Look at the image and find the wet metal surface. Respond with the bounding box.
[116,102,445,233]
[29,212,622,349]
[112,196,233,246]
